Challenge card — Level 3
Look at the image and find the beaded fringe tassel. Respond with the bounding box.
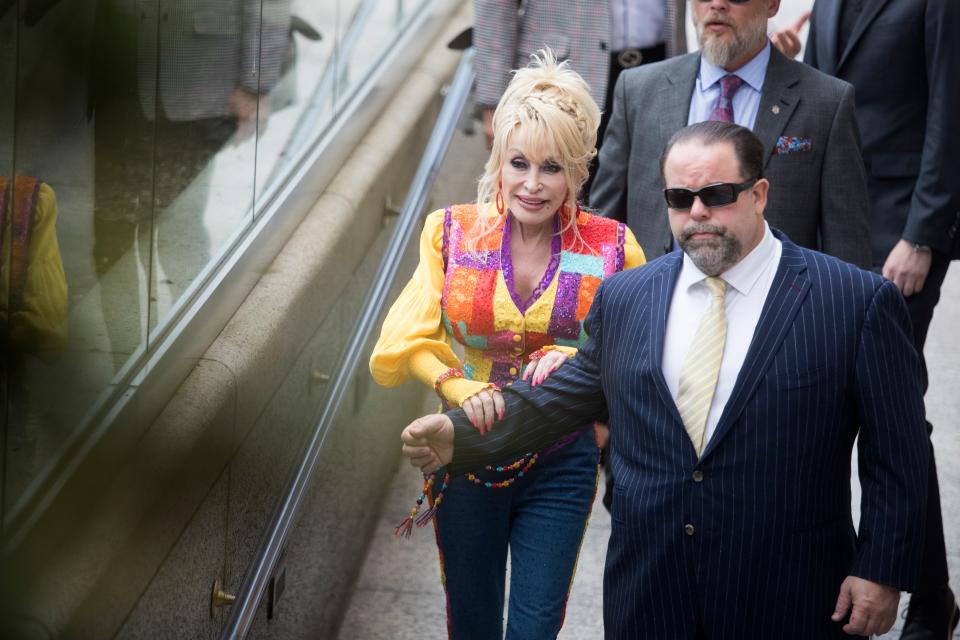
[395,471,450,538]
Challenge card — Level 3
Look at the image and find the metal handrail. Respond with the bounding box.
[218,47,475,639]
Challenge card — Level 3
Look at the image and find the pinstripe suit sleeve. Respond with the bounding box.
[447,283,609,474]
[850,279,929,590]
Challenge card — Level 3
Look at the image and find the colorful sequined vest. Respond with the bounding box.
[440,204,627,388]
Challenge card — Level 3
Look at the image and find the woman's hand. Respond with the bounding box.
[461,387,505,435]
[522,350,569,387]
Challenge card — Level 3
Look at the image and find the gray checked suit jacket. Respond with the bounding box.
[474,0,687,109]
[591,46,873,268]
[136,0,291,122]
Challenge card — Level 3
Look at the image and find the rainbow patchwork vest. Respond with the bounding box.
[440,204,627,389]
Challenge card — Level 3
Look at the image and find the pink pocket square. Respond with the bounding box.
[776,136,812,154]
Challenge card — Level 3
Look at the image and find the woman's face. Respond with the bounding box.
[499,142,569,227]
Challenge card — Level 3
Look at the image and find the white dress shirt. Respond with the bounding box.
[687,42,771,130]
[610,0,665,50]
[662,223,782,447]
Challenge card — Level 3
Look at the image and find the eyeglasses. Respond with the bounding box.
[663,178,758,210]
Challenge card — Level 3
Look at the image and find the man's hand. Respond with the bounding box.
[770,11,811,59]
[401,414,455,474]
[831,576,900,636]
[225,88,271,141]
[882,239,932,297]
[481,107,495,149]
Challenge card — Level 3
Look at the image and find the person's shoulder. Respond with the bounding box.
[576,209,621,234]
[619,52,699,87]
[603,250,678,289]
[789,240,886,294]
[770,49,853,99]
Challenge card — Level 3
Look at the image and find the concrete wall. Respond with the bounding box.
[0,3,475,638]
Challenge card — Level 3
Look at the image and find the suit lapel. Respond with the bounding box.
[658,55,699,148]
[649,253,685,424]
[753,48,801,169]
[653,55,699,254]
[700,239,810,460]
[837,0,892,72]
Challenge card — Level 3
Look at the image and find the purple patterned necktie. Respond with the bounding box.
[710,75,744,123]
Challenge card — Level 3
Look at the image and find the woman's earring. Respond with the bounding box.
[496,181,505,215]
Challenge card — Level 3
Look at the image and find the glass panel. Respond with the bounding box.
[253,0,337,205]
[336,0,429,104]
[0,0,444,537]
[2,0,129,517]
[145,0,260,342]
[0,0,16,529]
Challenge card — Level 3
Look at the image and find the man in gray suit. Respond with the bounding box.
[474,0,686,159]
[591,0,872,269]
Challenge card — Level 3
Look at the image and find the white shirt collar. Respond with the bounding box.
[678,222,778,296]
[699,41,771,94]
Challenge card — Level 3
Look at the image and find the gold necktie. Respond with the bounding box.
[676,277,728,456]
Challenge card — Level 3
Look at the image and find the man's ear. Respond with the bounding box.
[752,178,770,215]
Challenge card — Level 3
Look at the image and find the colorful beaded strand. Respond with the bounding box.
[415,472,449,527]
[465,452,538,489]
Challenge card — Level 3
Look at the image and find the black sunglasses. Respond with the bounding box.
[663,178,758,210]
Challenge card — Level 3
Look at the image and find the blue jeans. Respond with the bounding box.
[433,429,599,639]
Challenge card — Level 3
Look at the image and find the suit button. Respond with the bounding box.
[513,346,524,354]
[512,334,522,343]
[509,367,518,376]
[684,523,695,536]
[692,470,704,483]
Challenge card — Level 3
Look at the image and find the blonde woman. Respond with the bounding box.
[370,52,644,639]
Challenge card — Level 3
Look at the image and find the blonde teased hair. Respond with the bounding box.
[470,49,602,253]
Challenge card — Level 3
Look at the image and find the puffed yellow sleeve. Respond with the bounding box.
[7,183,68,362]
[623,225,646,270]
[369,209,491,405]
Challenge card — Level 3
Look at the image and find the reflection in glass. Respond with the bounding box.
[144,0,294,335]
[1,178,68,510]
[253,3,330,211]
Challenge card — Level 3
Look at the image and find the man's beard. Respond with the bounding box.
[679,223,742,276]
[696,10,768,68]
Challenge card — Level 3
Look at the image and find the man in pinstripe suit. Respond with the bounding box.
[401,123,929,639]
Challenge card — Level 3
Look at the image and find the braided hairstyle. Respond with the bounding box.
[471,49,602,253]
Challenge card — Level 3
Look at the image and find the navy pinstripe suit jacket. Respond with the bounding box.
[448,235,929,639]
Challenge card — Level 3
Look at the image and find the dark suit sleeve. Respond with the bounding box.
[818,83,873,268]
[803,6,819,68]
[589,73,630,223]
[900,0,960,253]
[850,280,929,591]
[448,284,609,474]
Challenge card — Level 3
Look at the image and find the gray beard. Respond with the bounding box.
[697,14,768,69]
[679,224,742,276]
